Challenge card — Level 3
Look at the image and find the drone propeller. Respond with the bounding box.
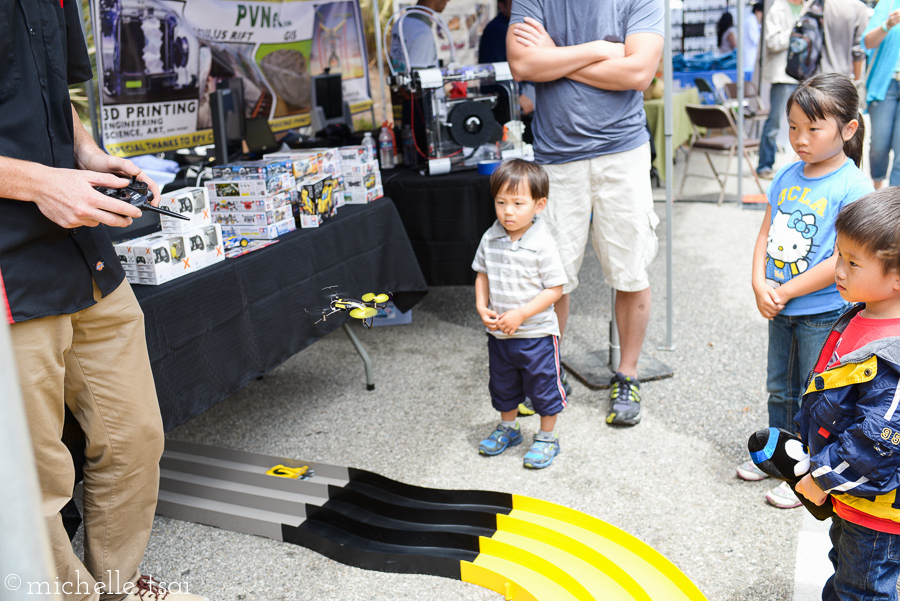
[349,307,379,319]
[361,293,390,304]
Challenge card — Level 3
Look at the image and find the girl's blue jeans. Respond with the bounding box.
[823,516,900,601]
[767,307,845,432]
[867,79,900,186]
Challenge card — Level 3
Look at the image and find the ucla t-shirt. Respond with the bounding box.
[766,158,873,316]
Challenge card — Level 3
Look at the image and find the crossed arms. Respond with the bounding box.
[505,17,663,92]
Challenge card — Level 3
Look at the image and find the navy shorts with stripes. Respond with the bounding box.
[487,334,567,416]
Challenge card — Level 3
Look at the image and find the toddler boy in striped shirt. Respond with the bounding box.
[472,159,568,468]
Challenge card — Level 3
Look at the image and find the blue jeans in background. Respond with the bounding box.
[757,83,797,173]
[767,306,845,432]
[867,79,900,186]
[822,516,900,601]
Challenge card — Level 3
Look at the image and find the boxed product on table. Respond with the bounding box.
[343,170,382,193]
[221,217,296,240]
[339,145,373,164]
[341,159,379,177]
[210,158,294,182]
[295,175,336,228]
[158,187,210,232]
[185,224,225,269]
[264,151,320,180]
[211,204,293,227]
[130,232,195,285]
[206,173,294,199]
[208,190,292,213]
[343,184,384,205]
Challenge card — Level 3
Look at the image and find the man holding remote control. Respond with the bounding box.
[0,1,205,600]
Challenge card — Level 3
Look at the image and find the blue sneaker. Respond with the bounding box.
[479,423,523,456]
[523,436,560,469]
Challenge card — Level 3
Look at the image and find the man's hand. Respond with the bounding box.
[513,17,625,60]
[34,167,144,229]
[795,473,828,506]
[75,151,161,208]
[479,307,500,330]
[496,308,526,335]
[519,94,534,115]
[753,281,784,320]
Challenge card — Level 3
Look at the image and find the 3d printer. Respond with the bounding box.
[385,7,521,176]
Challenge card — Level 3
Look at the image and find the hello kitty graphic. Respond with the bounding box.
[766,209,818,287]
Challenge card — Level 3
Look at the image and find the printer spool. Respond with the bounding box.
[448,101,502,148]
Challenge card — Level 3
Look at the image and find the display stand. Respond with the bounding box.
[562,290,673,390]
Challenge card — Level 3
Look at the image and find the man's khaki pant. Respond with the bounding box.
[11,281,164,601]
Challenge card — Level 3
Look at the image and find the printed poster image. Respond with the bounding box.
[391,0,494,67]
[93,0,371,157]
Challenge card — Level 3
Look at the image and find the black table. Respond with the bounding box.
[382,168,495,286]
[133,198,428,431]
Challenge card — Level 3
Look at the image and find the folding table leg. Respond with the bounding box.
[342,322,375,391]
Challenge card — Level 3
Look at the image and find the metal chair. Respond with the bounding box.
[723,81,770,138]
[680,103,765,204]
[711,72,734,101]
[694,77,723,104]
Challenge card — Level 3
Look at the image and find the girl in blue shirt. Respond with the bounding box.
[737,73,875,509]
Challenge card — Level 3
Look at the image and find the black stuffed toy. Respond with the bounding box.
[747,427,834,520]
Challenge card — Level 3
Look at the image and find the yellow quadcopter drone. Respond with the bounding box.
[307,289,392,329]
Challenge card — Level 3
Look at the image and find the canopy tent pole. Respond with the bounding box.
[372,0,388,124]
[662,0,675,351]
[737,0,745,201]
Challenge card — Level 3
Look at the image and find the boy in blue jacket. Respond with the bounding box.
[794,188,900,601]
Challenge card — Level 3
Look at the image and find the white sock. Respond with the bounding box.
[536,429,556,441]
[501,419,518,429]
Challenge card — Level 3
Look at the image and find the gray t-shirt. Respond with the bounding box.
[510,0,664,164]
[390,14,438,72]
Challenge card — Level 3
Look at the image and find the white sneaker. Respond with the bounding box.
[766,481,802,509]
[736,460,770,481]
[119,576,209,601]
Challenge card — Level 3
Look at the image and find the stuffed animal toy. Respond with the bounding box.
[747,427,834,520]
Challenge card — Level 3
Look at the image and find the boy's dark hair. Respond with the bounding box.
[786,72,866,168]
[490,159,549,200]
[835,188,900,273]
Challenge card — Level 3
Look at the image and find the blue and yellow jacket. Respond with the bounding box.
[795,304,900,525]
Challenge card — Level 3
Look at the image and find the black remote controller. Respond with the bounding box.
[94,176,189,221]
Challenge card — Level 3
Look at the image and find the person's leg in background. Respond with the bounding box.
[757,82,796,177]
[867,80,900,189]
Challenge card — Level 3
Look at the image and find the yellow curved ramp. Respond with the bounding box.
[461,495,707,601]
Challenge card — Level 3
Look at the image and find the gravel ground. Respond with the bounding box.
[71,197,812,601]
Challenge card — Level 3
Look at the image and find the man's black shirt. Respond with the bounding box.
[0,0,125,323]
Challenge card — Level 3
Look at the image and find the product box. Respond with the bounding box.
[185,224,225,269]
[339,145,373,164]
[212,204,293,227]
[114,241,136,266]
[295,175,336,228]
[264,151,320,180]
[371,301,413,327]
[341,159,379,177]
[220,217,296,240]
[130,233,195,285]
[343,184,384,205]
[206,173,294,199]
[211,159,294,182]
[344,170,382,193]
[208,190,292,213]
[159,187,210,232]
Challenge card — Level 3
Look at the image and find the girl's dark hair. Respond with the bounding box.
[717,12,734,48]
[786,72,865,168]
[490,158,549,200]
[835,188,900,273]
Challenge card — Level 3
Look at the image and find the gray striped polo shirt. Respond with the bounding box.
[472,217,567,339]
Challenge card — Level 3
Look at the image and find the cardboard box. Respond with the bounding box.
[221,217,296,240]
[130,233,195,285]
[208,190,292,213]
[211,159,293,181]
[185,224,225,269]
[343,184,384,205]
[295,175,336,228]
[212,204,293,227]
[341,159,379,177]
[344,170,381,193]
[264,151,321,180]
[339,145,373,164]
[159,187,210,232]
[206,173,294,198]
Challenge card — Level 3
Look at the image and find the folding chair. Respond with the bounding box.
[679,103,765,204]
[694,77,723,104]
[711,72,733,99]
[723,81,770,138]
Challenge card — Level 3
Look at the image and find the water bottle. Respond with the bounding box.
[401,124,416,167]
[378,124,394,169]
[362,131,375,162]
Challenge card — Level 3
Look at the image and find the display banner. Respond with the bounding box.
[93,0,371,157]
[391,0,494,68]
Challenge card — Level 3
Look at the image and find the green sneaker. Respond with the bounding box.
[479,423,523,456]
[517,398,536,416]
[523,436,560,469]
[606,372,641,426]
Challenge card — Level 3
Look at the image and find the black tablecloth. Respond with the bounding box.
[132,198,428,431]
[382,168,495,286]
